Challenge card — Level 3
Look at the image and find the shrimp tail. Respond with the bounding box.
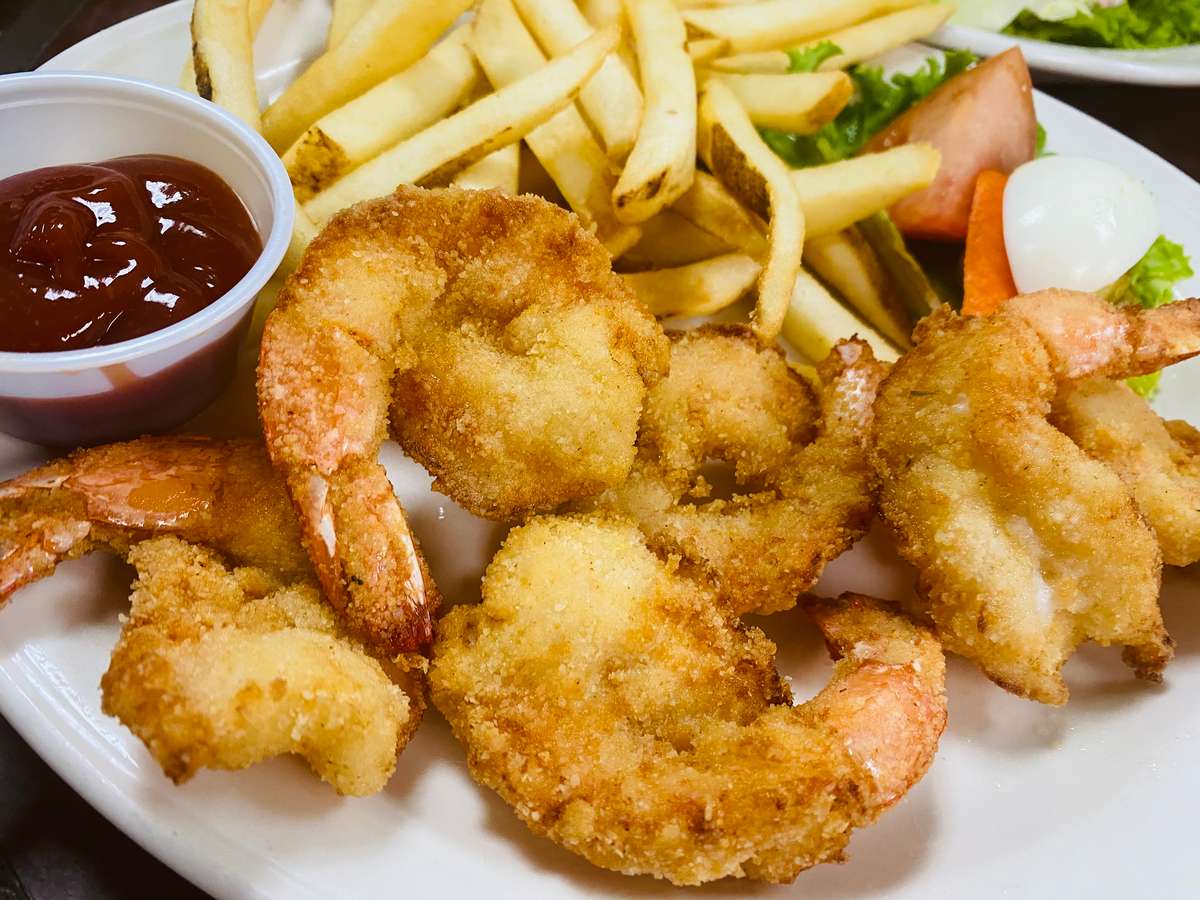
[802,593,946,810]
[0,437,310,606]
[1005,290,1200,380]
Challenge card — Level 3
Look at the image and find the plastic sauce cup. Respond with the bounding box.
[0,71,293,447]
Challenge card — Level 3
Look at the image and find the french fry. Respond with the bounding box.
[262,0,474,152]
[706,51,789,74]
[612,0,697,224]
[783,268,899,363]
[698,79,803,341]
[621,254,762,317]
[183,0,273,94]
[621,210,734,269]
[682,0,923,54]
[808,4,956,71]
[671,171,767,256]
[578,0,639,78]
[698,71,852,133]
[191,0,260,128]
[803,229,913,348]
[513,0,644,160]
[452,143,521,193]
[328,0,374,48]
[472,0,639,256]
[687,38,729,65]
[304,26,619,223]
[791,143,941,238]
[282,29,478,201]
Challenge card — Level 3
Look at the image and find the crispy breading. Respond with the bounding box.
[1053,377,1200,567]
[259,187,668,651]
[431,515,945,885]
[871,293,1200,704]
[581,325,884,614]
[103,538,421,796]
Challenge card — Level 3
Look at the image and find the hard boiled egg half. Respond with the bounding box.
[1003,155,1159,294]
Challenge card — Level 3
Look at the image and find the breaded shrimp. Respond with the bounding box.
[0,436,310,603]
[103,538,420,797]
[259,186,667,654]
[872,290,1200,705]
[431,515,945,886]
[582,325,886,614]
[0,438,425,795]
[1053,377,1200,567]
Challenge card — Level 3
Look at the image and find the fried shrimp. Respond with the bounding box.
[0,436,309,602]
[431,515,946,886]
[872,290,1200,705]
[583,325,886,614]
[0,437,423,795]
[1053,377,1200,567]
[103,538,419,796]
[259,186,667,654]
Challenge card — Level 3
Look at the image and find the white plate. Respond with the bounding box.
[932,22,1200,86]
[15,2,1200,898]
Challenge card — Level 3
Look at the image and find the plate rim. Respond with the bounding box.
[16,4,1200,900]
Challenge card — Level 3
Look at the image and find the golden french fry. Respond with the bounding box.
[682,0,922,53]
[452,143,521,193]
[671,171,767,256]
[183,0,273,94]
[191,0,260,128]
[282,29,478,201]
[304,26,619,223]
[621,210,734,269]
[699,70,852,133]
[262,0,473,151]
[791,143,941,238]
[687,38,729,65]
[698,79,803,341]
[783,268,899,363]
[810,4,956,70]
[328,0,375,47]
[578,0,639,77]
[803,229,913,348]
[472,0,639,255]
[621,253,762,317]
[707,51,789,74]
[612,0,697,224]
[513,0,643,159]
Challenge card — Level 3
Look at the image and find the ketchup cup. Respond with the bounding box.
[0,72,293,447]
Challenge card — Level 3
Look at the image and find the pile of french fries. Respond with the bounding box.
[189,0,954,361]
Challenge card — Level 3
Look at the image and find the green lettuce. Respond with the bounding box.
[761,48,977,167]
[1113,236,1195,397]
[786,41,844,73]
[1006,0,1200,50]
[1123,236,1195,310]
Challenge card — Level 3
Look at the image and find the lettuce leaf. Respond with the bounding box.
[1119,236,1195,310]
[786,41,844,73]
[1006,0,1200,50]
[761,49,977,167]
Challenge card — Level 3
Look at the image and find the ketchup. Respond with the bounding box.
[0,154,261,352]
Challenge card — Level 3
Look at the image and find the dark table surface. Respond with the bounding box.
[1,3,1199,899]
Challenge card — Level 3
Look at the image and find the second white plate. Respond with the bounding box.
[933,22,1200,86]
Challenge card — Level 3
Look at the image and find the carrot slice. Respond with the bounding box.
[962,169,1018,316]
